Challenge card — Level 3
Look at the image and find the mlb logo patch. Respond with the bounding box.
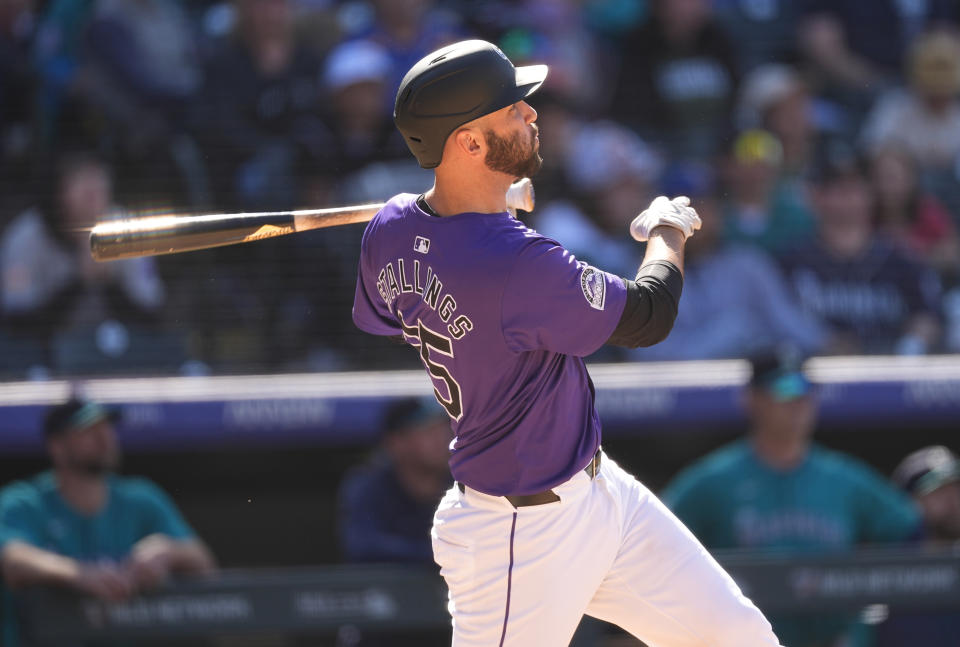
[414,236,431,254]
[580,266,606,311]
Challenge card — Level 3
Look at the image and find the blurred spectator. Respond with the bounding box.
[876,445,960,647]
[892,445,960,544]
[779,141,943,355]
[0,154,168,366]
[82,0,206,205]
[31,0,98,149]
[497,0,613,114]
[609,0,739,159]
[581,0,647,38]
[86,0,199,107]
[353,0,465,104]
[323,39,397,170]
[737,64,818,178]
[288,0,340,57]
[638,164,824,361]
[179,0,333,373]
[0,0,38,195]
[188,0,335,372]
[0,397,216,647]
[861,30,960,172]
[869,147,960,277]
[524,89,582,200]
[713,0,801,74]
[799,0,957,113]
[320,38,416,199]
[264,38,418,373]
[662,351,921,647]
[199,0,328,211]
[721,129,815,253]
[532,120,661,278]
[337,397,451,564]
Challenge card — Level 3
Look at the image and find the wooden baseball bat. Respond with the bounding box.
[90,179,535,262]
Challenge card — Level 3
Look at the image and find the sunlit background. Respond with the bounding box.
[0,1,958,646]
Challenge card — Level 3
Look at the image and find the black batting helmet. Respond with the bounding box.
[394,40,548,169]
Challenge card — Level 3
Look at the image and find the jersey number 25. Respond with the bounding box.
[400,314,464,421]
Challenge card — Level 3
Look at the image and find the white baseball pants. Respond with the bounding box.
[431,452,782,647]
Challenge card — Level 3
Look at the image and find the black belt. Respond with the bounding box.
[458,448,602,508]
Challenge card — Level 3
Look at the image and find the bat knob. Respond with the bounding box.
[506,178,535,213]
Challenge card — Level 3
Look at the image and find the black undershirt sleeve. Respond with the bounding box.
[606,260,684,348]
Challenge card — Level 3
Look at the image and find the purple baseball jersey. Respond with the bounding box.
[353,194,627,496]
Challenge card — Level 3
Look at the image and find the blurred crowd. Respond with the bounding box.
[4,0,960,377]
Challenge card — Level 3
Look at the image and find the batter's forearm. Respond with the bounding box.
[642,226,686,276]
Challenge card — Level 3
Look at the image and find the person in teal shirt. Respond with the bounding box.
[662,351,921,647]
[720,129,816,254]
[0,398,216,647]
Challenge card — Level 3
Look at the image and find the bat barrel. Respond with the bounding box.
[90,211,298,261]
[89,178,533,262]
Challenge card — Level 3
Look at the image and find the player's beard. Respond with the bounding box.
[66,451,120,477]
[484,126,542,180]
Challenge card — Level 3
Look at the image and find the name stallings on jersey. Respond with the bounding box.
[375,258,474,340]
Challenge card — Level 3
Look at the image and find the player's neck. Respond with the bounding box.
[55,469,109,515]
[426,168,511,216]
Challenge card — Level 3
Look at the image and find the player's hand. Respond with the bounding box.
[125,534,174,591]
[74,562,136,601]
[630,196,702,242]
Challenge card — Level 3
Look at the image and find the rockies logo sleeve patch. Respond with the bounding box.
[580,266,606,310]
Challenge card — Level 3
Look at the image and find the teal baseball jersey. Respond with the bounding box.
[662,440,921,646]
[662,440,920,551]
[0,471,196,646]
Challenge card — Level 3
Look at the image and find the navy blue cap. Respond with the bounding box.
[807,139,866,186]
[382,397,447,435]
[749,351,813,401]
[44,398,120,437]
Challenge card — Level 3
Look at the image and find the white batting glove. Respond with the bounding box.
[629,196,702,242]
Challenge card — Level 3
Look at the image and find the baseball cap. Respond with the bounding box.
[732,129,784,166]
[382,397,447,436]
[748,351,812,401]
[807,139,865,186]
[394,39,548,168]
[893,446,960,496]
[324,39,392,92]
[737,64,805,128]
[43,398,121,437]
[566,121,662,193]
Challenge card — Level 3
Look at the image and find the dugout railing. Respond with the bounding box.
[2,356,960,453]
[17,546,960,644]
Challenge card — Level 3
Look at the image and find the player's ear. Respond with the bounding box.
[453,127,484,159]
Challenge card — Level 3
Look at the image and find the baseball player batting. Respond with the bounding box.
[353,40,782,647]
